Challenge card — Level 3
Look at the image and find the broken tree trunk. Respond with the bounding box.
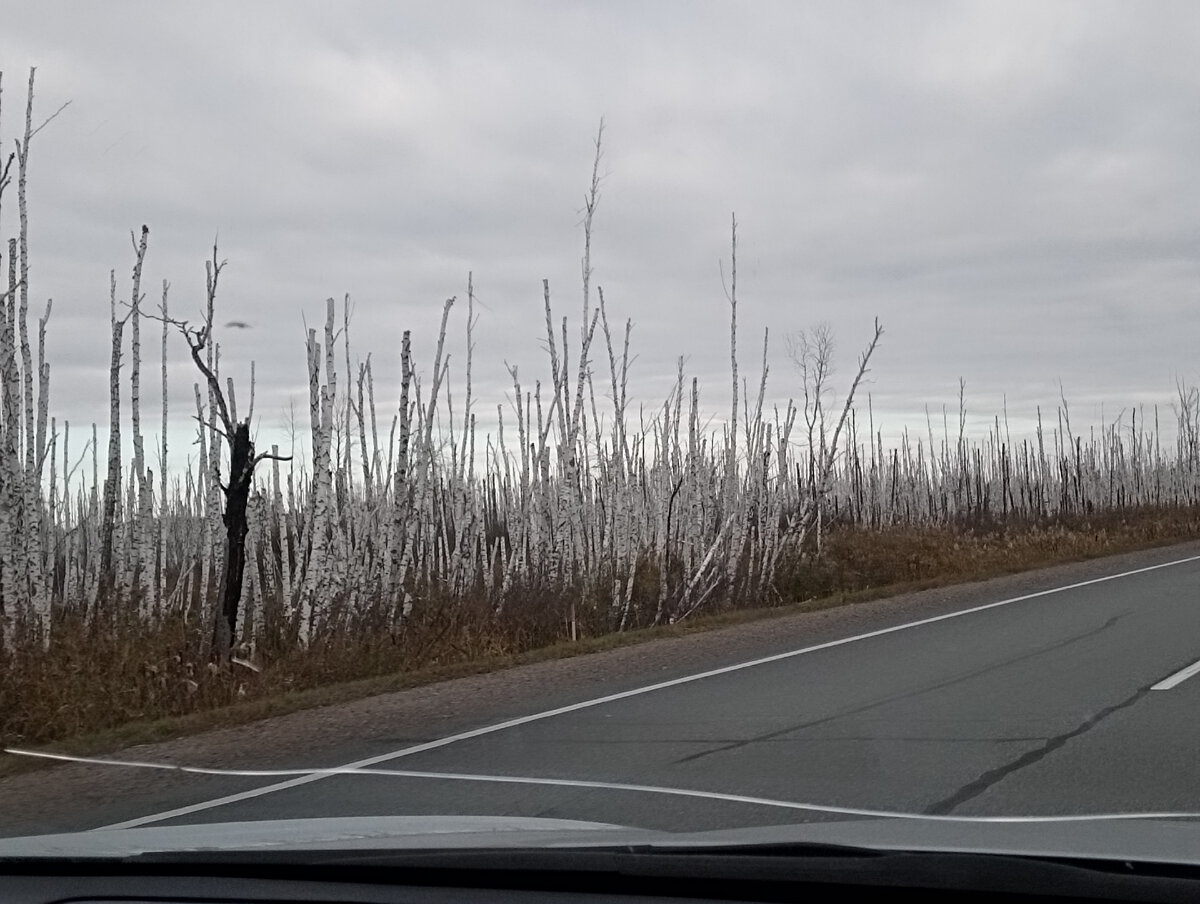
[213,418,254,661]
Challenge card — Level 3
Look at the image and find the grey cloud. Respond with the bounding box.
[2,0,1199,467]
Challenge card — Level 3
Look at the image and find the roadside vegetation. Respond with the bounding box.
[2,72,1198,749]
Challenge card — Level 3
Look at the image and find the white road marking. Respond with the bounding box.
[1152,657,1200,691]
[9,749,1200,824]
[91,552,1200,830]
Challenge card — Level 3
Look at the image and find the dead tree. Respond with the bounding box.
[161,253,289,661]
[782,318,884,556]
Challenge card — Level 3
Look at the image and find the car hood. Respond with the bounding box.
[3,814,1200,865]
[0,816,657,858]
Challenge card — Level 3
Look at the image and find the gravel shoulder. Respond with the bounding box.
[2,538,1198,837]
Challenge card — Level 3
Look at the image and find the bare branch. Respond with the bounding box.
[27,101,71,141]
[821,317,884,484]
[184,325,234,436]
[253,450,293,466]
[190,412,231,443]
[0,153,14,199]
[0,279,23,306]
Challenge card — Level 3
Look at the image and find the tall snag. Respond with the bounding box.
[161,248,289,661]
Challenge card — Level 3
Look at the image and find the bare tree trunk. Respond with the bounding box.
[98,273,124,606]
[158,280,169,614]
[213,420,253,660]
[0,241,19,636]
[389,329,412,598]
[723,215,741,600]
[272,446,292,616]
[161,277,290,659]
[127,227,150,610]
[299,328,323,635]
[16,71,39,620]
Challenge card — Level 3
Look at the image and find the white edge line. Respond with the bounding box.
[83,552,1200,830]
[1152,657,1200,691]
[6,750,1200,825]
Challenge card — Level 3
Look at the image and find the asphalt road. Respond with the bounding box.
[4,543,1200,836]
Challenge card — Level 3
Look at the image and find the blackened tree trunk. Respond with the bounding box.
[213,419,254,660]
[170,250,290,663]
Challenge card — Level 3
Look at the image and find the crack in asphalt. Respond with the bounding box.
[545,735,1048,745]
[925,682,1153,815]
[753,735,1048,744]
[671,613,1128,766]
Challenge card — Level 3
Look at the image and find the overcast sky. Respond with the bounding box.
[2,1,1199,468]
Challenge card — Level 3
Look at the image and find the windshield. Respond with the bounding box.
[2,0,1200,856]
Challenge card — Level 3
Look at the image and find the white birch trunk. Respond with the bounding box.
[194,383,212,623]
[99,274,125,608]
[0,240,22,635]
[158,280,169,614]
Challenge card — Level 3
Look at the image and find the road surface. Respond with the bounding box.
[2,540,1200,837]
